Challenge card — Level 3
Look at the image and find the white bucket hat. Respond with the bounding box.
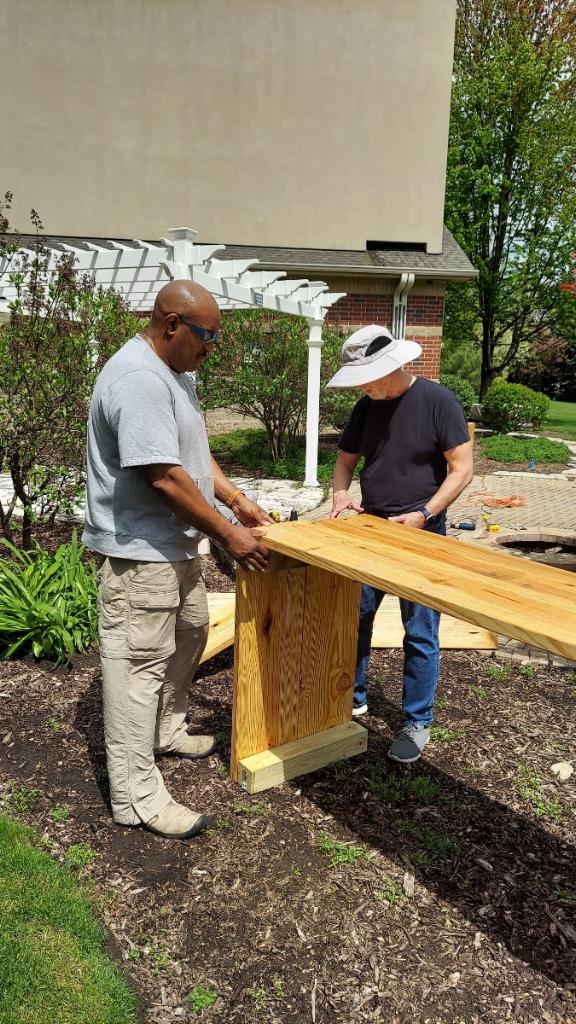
[326,325,422,388]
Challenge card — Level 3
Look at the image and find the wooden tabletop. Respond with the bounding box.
[260,515,576,662]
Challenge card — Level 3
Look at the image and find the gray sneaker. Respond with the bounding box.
[387,722,430,764]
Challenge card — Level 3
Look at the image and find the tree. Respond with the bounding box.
[445,0,576,397]
[0,203,141,546]
[196,309,345,462]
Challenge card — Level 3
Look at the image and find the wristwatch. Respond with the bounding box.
[420,505,434,522]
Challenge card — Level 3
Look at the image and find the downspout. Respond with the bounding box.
[392,272,415,339]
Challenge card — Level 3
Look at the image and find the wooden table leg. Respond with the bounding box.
[230,563,367,792]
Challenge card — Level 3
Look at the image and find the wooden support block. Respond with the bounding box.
[371,595,497,650]
[230,566,307,780]
[199,593,236,664]
[230,564,361,783]
[237,721,368,794]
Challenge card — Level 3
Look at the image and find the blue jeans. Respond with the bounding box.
[353,515,446,725]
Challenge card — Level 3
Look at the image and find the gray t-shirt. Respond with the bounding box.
[82,336,214,561]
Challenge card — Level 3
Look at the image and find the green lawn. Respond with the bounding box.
[543,400,576,440]
[0,813,137,1024]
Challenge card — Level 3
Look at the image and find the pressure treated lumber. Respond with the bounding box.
[237,722,368,794]
[258,515,576,662]
[199,593,235,664]
[230,564,361,782]
[372,595,497,650]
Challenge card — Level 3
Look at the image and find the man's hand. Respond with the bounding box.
[330,490,365,519]
[388,511,426,529]
[223,525,269,571]
[231,493,274,527]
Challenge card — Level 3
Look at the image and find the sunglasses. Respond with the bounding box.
[177,314,219,345]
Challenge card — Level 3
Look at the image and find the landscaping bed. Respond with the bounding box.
[0,553,575,1024]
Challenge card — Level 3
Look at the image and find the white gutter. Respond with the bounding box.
[246,262,477,281]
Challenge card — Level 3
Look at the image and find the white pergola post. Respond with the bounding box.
[304,318,325,487]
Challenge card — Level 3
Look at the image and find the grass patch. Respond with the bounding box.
[484,661,513,683]
[518,664,536,678]
[50,804,71,823]
[394,819,460,866]
[317,835,370,868]
[233,800,268,817]
[2,782,42,814]
[243,978,286,1009]
[0,813,137,1024]
[189,984,218,1011]
[516,766,563,823]
[479,434,570,465]
[430,726,464,744]
[365,761,439,805]
[65,843,97,871]
[376,878,405,907]
[208,427,360,484]
[544,400,576,440]
[552,886,576,905]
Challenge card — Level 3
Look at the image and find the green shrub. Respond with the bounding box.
[481,381,550,432]
[0,210,140,547]
[320,388,359,432]
[197,310,346,462]
[439,374,476,417]
[479,434,570,465]
[208,427,353,484]
[0,533,97,662]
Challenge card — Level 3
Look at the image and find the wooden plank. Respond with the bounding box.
[237,722,368,794]
[297,568,361,737]
[262,519,575,620]
[259,516,576,661]
[372,595,497,650]
[199,593,235,664]
[230,566,306,781]
[331,516,576,605]
[305,521,576,625]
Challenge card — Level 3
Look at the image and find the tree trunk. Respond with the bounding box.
[479,312,497,398]
[21,507,33,550]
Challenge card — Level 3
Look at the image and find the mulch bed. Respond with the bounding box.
[1,545,575,1023]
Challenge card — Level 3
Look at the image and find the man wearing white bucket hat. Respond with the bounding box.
[327,325,473,763]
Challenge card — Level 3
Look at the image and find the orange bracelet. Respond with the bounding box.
[225,487,244,508]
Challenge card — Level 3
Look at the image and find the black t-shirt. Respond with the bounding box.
[338,378,470,516]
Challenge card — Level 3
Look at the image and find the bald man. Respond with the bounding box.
[83,280,271,839]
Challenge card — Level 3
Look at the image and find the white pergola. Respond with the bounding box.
[0,226,347,486]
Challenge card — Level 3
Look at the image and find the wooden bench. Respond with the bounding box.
[229,515,576,793]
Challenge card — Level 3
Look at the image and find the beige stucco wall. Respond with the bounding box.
[1,0,455,253]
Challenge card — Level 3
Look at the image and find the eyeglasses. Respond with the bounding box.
[177,314,219,345]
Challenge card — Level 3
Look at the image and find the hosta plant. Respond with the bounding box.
[0,533,97,662]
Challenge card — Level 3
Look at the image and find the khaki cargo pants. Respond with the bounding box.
[96,556,209,825]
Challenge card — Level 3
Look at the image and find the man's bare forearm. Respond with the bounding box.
[332,452,359,494]
[146,465,235,545]
[424,468,473,517]
[210,456,240,503]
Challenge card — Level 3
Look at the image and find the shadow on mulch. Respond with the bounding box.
[72,652,575,993]
[295,695,575,989]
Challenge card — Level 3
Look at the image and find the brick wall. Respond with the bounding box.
[325,293,393,327]
[326,291,445,380]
